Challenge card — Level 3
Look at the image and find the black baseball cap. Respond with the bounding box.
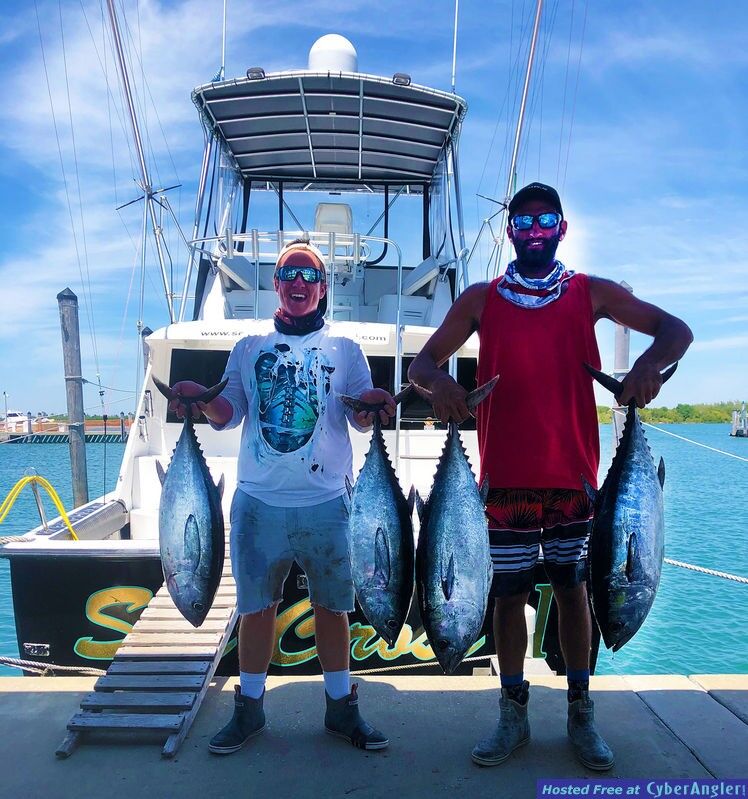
[508,182,563,218]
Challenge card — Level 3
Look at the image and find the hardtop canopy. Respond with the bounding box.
[192,71,467,191]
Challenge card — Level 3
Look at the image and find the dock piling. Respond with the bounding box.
[57,288,89,507]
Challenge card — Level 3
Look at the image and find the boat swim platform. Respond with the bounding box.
[0,674,745,798]
[56,538,238,759]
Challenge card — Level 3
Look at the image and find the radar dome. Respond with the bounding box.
[308,34,358,73]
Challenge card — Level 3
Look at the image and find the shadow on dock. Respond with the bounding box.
[0,674,745,797]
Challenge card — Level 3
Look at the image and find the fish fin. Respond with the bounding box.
[581,475,597,506]
[479,475,490,504]
[660,363,678,384]
[152,375,173,400]
[344,474,353,500]
[657,457,665,489]
[183,514,201,572]
[625,533,638,582]
[339,385,411,414]
[216,474,225,499]
[584,363,624,400]
[372,527,391,588]
[339,394,365,413]
[156,460,166,486]
[392,384,413,405]
[414,490,425,524]
[406,485,416,517]
[441,553,455,601]
[198,378,229,404]
[465,375,500,412]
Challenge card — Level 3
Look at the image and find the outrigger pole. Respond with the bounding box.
[106,0,175,323]
[486,0,545,280]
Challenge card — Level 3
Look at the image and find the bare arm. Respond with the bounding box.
[590,277,694,406]
[407,282,488,423]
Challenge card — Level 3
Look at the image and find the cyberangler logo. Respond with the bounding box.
[255,343,335,453]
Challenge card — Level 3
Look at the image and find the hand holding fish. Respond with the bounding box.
[417,372,471,425]
[353,388,396,427]
[617,357,665,408]
[161,380,232,425]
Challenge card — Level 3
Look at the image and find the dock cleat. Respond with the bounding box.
[208,685,267,755]
[567,692,614,771]
[324,683,389,750]
[471,681,531,766]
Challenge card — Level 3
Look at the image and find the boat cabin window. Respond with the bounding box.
[166,348,231,424]
[368,356,477,430]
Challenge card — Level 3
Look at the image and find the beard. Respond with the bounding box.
[513,234,561,274]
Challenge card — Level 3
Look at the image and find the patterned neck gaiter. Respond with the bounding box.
[273,308,325,336]
[497,259,575,308]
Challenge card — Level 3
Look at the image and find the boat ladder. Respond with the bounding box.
[56,536,237,758]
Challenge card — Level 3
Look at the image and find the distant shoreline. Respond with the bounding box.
[596,402,742,424]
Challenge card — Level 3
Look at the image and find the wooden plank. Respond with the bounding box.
[95,674,204,692]
[139,608,234,623]
[116,645,217,660]
[107,660,210,675]
[133,620,229,633]
[125,633,221,646]
[162,628,235,759]
[55,731,82,759]
[81,691,195,712]
[68,712,184,732]
[148,596,235,608]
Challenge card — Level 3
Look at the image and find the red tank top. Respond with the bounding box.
[475,273,601,490]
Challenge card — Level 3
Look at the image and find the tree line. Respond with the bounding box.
[596,402,742,424]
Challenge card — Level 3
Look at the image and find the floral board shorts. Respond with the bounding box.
[485,488,594,598]
[229,490,354,614]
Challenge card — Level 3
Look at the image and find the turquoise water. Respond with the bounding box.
[0,442,125,675]
[0,426,746,677]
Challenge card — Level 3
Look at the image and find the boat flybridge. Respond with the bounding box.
[1,35,486,675]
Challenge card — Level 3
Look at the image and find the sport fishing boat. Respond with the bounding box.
[1,24,572,677]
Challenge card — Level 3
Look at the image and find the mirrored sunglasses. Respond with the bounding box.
[276,265,324,284]
[510,212,562,231]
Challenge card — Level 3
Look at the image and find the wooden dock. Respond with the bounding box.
[56,548,237,759]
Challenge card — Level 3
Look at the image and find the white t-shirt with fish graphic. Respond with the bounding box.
[214,324,373,507]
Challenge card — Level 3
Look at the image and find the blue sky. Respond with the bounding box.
[0,0,746,416]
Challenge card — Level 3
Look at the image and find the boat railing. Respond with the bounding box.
[186,227,408,467]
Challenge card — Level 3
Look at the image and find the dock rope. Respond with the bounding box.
[0,656,106,677]
[0,475,79,540]
[612,408,748,463]
[664,558,748,585]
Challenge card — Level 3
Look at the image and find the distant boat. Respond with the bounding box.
[730,402,747,437]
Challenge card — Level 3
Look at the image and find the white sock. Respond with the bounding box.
[323,669,351,700]
[239,671,266,699]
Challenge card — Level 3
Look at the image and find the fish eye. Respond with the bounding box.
[437,639,450,651]
[386,619,398,629]
[192,602,204,611]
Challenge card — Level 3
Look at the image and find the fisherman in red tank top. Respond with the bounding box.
[409,182,692,771]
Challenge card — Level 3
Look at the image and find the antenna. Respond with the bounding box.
[450,0,459,93]
[220,0,227,80]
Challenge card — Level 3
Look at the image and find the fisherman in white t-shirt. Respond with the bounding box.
[170,239,395,755]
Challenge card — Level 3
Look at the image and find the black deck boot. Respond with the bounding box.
[208,685,266,755]
[324,683,389,750]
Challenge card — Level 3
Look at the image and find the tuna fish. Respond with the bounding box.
[414,377,498,674]
[153,377,227,627]
[340,388,414,646]
[583,363,676,651]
